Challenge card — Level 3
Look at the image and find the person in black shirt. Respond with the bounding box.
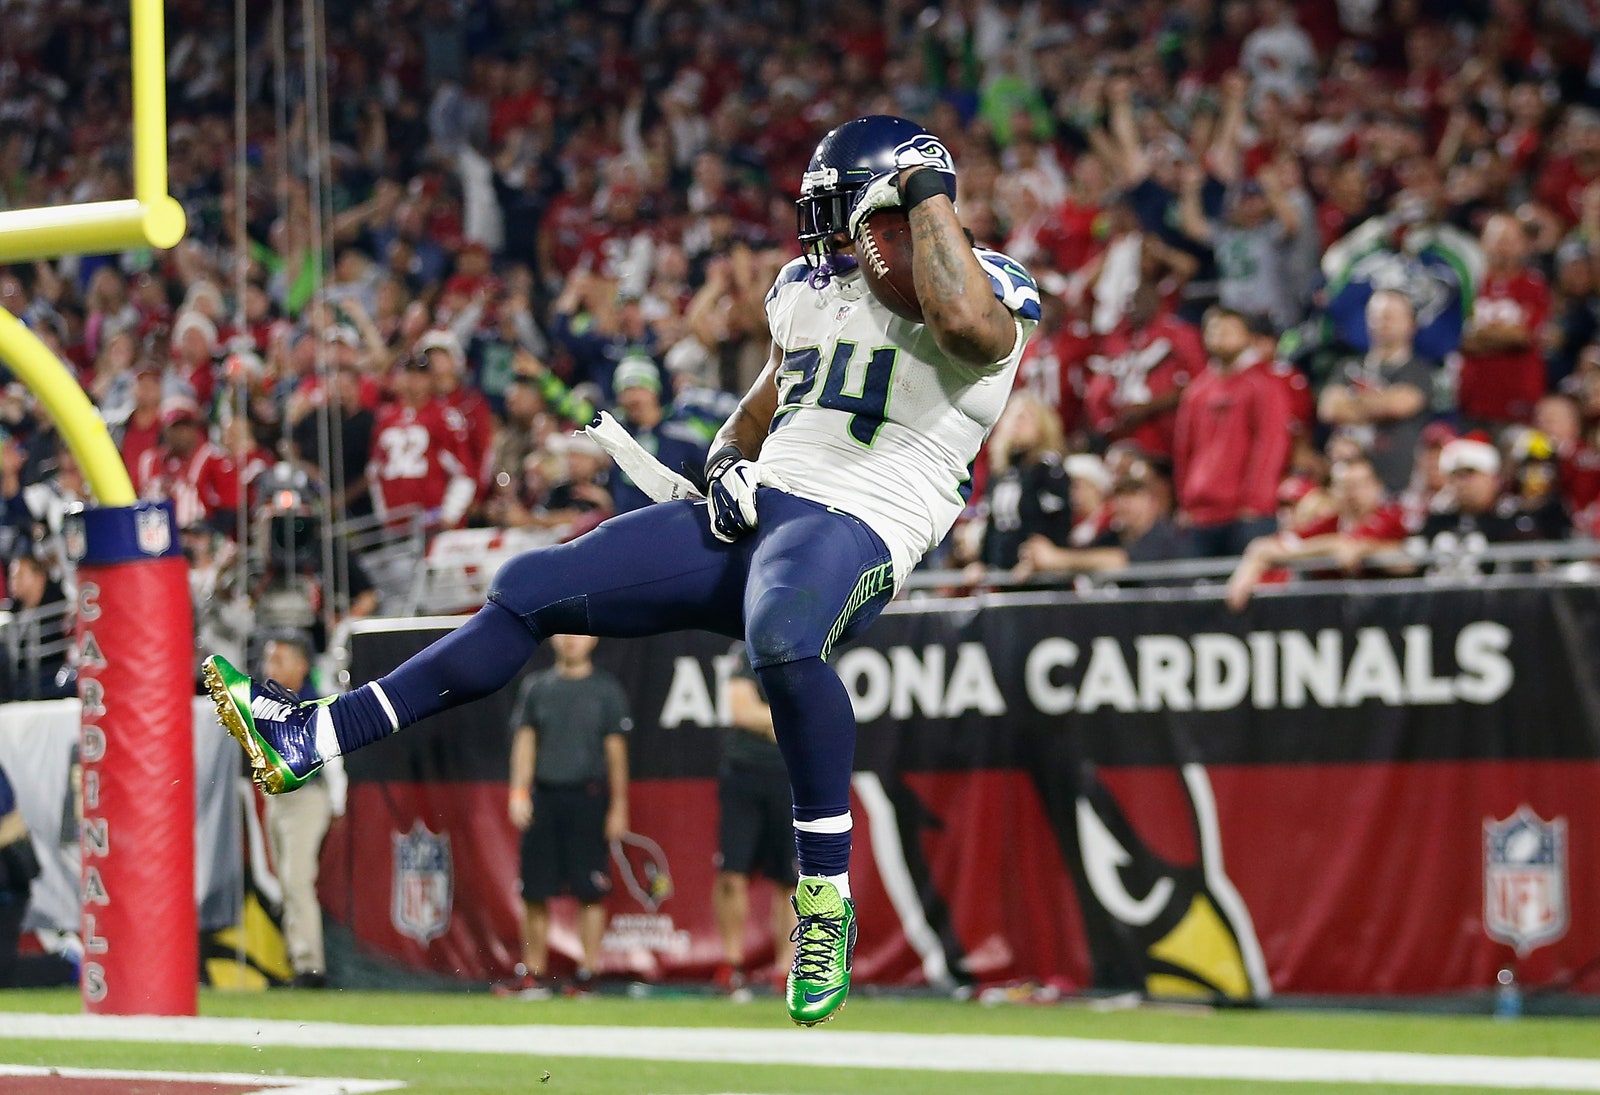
[711,642,797,997]
[4,553,72,700]
[290,365,375,523]
[542,434,614,536]
[1015,459,1191,581]
[964,391,1075,581]
[1412,437,1565,575]
[502,634,631,997]
[1507,430,1572,542]
[0,761,74,988]
[1317,290,1435,495]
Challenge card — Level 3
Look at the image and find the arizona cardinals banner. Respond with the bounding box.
[333,578,1600,999]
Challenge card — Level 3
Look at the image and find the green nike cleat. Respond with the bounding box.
[203,654,330,795]
[786,878,857,1026]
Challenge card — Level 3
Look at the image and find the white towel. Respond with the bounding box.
[582,412,703,503]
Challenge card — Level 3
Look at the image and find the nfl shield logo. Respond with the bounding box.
[1484,806,1568,957]
[135,508,171,556]
[62,515,86,562]
[392,820,453,946]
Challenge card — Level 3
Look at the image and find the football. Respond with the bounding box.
[856,208,923,323]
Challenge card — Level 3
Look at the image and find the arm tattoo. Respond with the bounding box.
[908,198,975,322]
[907,197,1013,365]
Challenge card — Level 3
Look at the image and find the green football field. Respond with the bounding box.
[1,987,1598,1094]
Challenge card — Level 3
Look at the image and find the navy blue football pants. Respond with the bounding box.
[369,490,893,855]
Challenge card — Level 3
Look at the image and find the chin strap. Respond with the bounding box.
[807,252,858,290]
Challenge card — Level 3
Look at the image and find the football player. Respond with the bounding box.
[205,115,1039,1026]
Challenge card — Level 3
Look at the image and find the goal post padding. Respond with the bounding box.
[73,501,197,1015]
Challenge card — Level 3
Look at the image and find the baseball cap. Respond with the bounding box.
[324,323,360,347]
[664,337,712,376]
[414,328,465,365]
[613,354,662,395]
[1112,458,1161,493]
[1063,453,1111,494]
[172,309,218,351]
[1277,475,1317,507]
[160,396,204,430]
[1439,437,1501,476]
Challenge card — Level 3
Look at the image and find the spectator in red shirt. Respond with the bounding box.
[1535,107,1600,228]
[170,310,219,410]
[490,57,547,148]
[1225,456,1408,610]
[1399,421,1457,529]
[1016,293,1094,446]
[1009,154,1111,283]
[116,363,166,480]
[1172,307,1294,557]
[1534,392,1600,520]
[537,161,601,295]
[1084,282,1204,460]
[1316,159,1377,249]
[367,355,476,532]
[442,242,500,303]
[416,328,494,480]
[134,398,241,534]
[1248,315,1317,473]
[1458,213,1551,427]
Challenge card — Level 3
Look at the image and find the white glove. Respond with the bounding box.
[847,173,901,240]
[705,447,789,542]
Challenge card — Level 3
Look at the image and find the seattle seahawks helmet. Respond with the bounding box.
[796,115,958,262]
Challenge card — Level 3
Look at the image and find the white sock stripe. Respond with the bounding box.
[313,708,341,762]
[792,812,852,835]
[370,683,400,732]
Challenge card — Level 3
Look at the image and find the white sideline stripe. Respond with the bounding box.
[0,1062,403,1094]
[3,1014,1600,1090]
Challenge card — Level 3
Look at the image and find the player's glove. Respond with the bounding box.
[847,173,901,241]
[705,445,763,543]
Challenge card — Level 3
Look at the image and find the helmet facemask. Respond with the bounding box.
[796,163,863,268]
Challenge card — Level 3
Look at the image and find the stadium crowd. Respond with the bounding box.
[3,0,1600,694]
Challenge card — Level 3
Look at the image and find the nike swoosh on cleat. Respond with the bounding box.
[802,985,845,1004]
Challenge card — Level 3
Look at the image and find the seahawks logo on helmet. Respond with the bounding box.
[795,115,959,263]
[893,134,955,175]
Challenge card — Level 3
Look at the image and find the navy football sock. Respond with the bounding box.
[327,685,393,756]
[329,600,540,751]
[791,824,852,877]
[757,657,855,876]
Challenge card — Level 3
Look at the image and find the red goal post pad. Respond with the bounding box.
[70,501,197,1015]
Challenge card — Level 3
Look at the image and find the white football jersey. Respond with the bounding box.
[758,249,1040,584]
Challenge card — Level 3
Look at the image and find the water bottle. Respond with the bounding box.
[1493,967,1522,1020]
